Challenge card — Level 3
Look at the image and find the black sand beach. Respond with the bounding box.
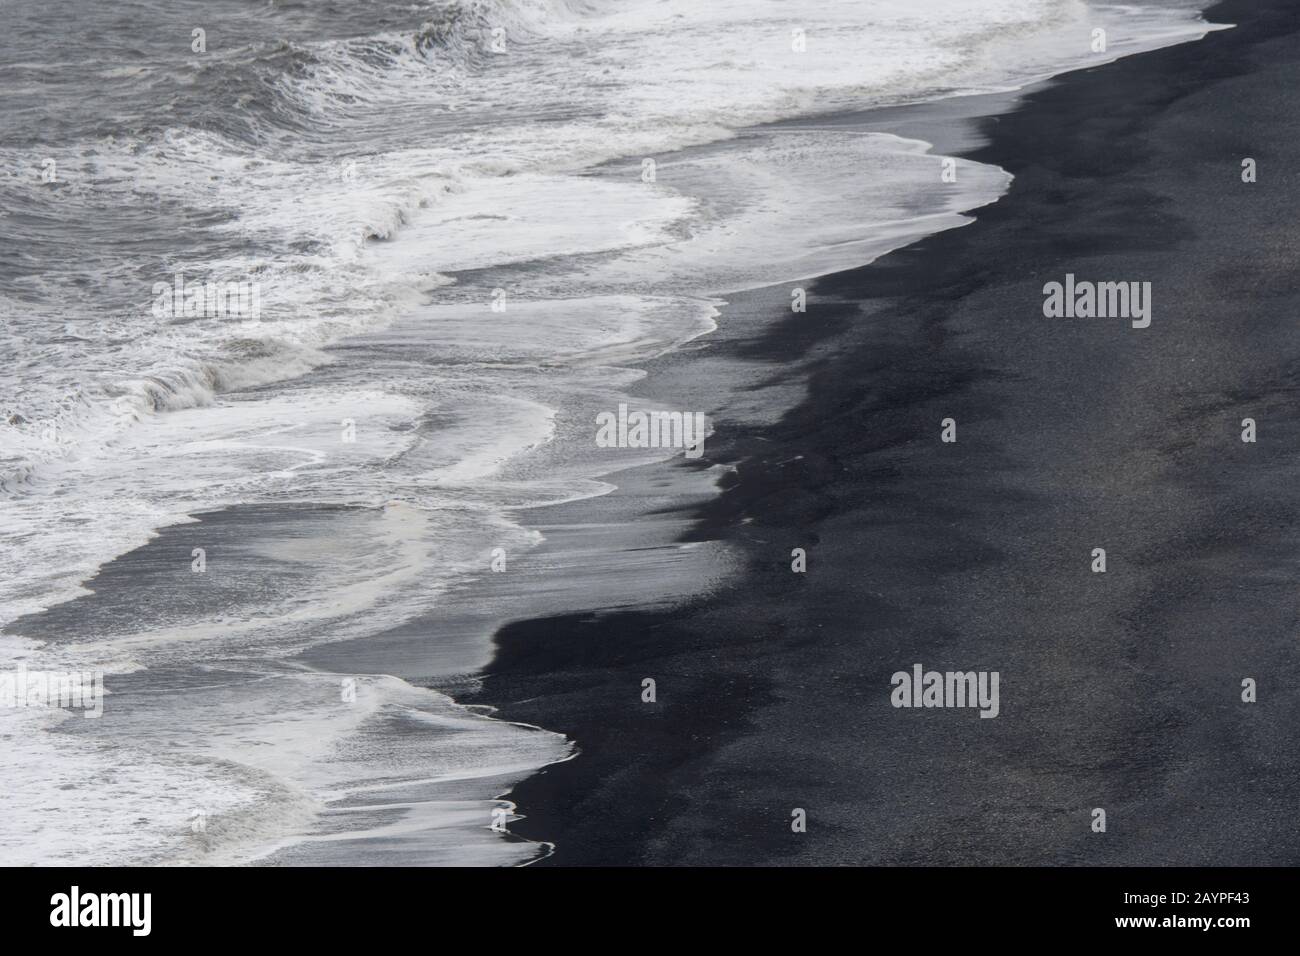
[469,0,1300,865]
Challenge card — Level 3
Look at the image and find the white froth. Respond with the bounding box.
[0,0,1226,865]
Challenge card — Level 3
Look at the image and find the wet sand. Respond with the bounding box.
[471,0,1300,865]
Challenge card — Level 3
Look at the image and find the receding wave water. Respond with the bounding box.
[0,0,1222,864]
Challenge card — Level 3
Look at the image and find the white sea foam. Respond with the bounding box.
[0,0,1224,865]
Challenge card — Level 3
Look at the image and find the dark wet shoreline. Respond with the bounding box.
[470,0,1300,865]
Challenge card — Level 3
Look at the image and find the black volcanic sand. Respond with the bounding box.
[468,0,1300,866]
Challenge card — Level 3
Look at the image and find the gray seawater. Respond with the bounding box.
[0,0,1220,864]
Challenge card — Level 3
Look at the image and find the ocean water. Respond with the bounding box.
[0,0,1222,864]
